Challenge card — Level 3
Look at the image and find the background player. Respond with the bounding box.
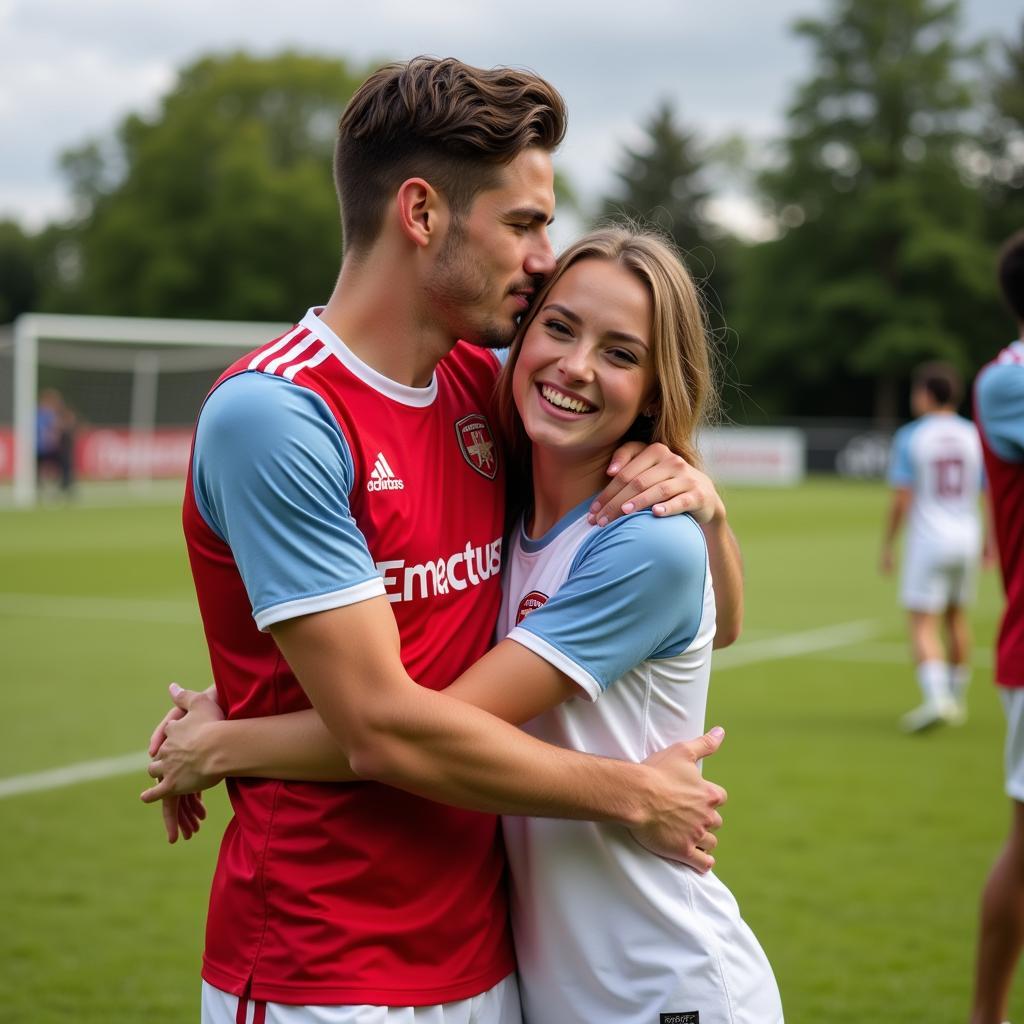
[146,227,777,1023]
[880,361,986,732]
[141,57,738,1024]
[970,229,1024,1024]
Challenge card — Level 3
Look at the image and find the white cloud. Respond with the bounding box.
[0,0,1016,229]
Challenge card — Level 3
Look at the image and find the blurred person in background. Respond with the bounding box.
[970,229,1024,1024]
[880,361,987,732]
[35,387,77,497]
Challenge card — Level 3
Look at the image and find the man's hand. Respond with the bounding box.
[591,442,726,526]
[148,682,220,757]
[630,726,727,873]
[142,685,227,844]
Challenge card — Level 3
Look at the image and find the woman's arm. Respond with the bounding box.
[702,513,743,649]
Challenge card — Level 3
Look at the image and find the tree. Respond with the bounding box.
[0,220,38,323]
[599,102,734,335]
[732,0,998,421]
[45,52,371,320]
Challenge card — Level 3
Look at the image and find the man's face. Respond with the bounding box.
[425,147,557,348]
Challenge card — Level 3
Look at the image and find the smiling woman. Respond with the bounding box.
[480,226,783,1022]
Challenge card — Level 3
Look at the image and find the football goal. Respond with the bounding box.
[7,313,288,506]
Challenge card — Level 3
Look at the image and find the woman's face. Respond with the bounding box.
[512,257,657,461]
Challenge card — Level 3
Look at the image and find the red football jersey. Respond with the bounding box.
[183,309,514,1004]
[975,345,1024,688]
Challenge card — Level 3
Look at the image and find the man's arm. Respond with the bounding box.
[880,487,911,575]
[281,597,724,864]
[145,598,725,866]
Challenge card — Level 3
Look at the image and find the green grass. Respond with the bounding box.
[0,478,1015,1021]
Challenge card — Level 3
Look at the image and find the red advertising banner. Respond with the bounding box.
[0,429,13,481]
[77,428,193,479]
[0,427,194,482]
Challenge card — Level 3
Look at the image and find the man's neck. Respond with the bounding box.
[319,246,457,389]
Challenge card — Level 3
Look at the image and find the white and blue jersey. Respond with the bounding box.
[888,412,984,553]
[499,500,782,1024]
[888,413,984,611]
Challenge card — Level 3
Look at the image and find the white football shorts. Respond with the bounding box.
[201,976,521,1024]
[1002,687,1024,804]
[900,538,979,613]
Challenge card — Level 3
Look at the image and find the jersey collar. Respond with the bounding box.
[301,307,439,408]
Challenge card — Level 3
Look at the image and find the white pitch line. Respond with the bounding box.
[0,592,198,624]
[0,618,881,801]
[0,752,149,799]
[713,619,881,671]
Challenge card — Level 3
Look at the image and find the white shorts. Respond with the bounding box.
[1001,688,1024,803]
[900,540,978,613]
[200,977,521,1024]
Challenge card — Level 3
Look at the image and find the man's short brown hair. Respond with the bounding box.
[334,57,566,254]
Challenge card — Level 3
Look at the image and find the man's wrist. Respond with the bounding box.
[198,721,230,782]
[611,761,661,829]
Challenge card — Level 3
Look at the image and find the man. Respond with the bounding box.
[143,58,741,1024]
[880,362,986,732]
[970,229,1024,1024]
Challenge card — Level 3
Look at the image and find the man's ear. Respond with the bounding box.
[395,178,448,248]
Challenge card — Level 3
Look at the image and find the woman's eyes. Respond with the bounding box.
[543,318,572,336]
[608,348,640,365]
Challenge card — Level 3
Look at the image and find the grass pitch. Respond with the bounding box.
[0,478,1014,1021]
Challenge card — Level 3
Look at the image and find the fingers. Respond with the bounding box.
[169,681,205,711]
[161,795,179,843]
[697,829,719,853]
[679,847,716,874]
[140,774,172,804]
[177,793,204,840]
[148,706,186,757]
[685,725,726,762]
[591,452,691,524]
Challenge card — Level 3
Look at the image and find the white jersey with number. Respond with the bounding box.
[499,499,783,1024]
[888,412,984,556]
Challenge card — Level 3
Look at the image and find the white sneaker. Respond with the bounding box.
[947,698,968,726]
[900,699,957,733]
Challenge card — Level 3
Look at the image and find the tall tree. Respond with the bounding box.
[733,0,997,421]
[599,101,734,334]
[42,52,371,320]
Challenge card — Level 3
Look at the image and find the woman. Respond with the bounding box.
[148,227,782,1023]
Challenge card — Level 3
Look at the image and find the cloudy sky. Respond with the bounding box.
[0,0,1017,240]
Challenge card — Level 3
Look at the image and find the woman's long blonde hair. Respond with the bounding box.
[495,225,718,507]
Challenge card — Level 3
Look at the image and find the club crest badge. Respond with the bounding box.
[516,590,548,625]
[455,413,498,480]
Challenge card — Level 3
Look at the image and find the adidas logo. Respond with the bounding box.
[367,452,405,492]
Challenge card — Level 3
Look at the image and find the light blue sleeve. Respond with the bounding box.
[977,363,1024,463]
[887,422,915,486]
[193,372,384,630]
[508,512,709,697]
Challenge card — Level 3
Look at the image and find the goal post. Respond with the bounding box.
[10,313,289,506]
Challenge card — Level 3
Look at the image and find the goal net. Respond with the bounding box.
[5,313,289,506]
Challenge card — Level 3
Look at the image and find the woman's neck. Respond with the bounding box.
[527,445,614,538]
